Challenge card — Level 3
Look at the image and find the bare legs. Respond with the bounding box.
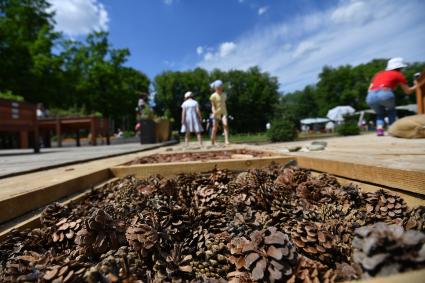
[184,131,203,147]
[211,115,229,146]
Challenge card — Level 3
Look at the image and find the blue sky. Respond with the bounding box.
[48,0,425,92]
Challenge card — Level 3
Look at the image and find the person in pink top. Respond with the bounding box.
[366,58,417,136]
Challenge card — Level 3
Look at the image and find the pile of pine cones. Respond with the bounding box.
[1,164,425,282]
[126,149,272,164]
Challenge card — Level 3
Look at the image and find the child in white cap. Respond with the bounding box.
[210,80,230,145]
[181,91,203,146]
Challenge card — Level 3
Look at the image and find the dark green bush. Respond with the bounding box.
[336,122,360,136]
[267,120,297,142]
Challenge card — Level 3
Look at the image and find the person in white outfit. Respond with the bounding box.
[181,91,203,146]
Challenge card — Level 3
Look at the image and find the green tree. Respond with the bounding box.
[0,0,60,103]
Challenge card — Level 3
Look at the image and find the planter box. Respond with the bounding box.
[154,119,170,142]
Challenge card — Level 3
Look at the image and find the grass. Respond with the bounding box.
[185,131,340,144]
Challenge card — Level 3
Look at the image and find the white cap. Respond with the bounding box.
[386,57,407,70]
[184,91,193,99]
[211,80,223,88]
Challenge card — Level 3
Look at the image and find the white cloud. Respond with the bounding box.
[201,42,237,61]
[164,0,174,5]
[292,41,319,58]
[197,0,425,92]
[48,0,108,36]
[204,52,214,61]
[219,42,237,57]
[196,46,204,55]
[331,1,372,25]
[258,6,268,16]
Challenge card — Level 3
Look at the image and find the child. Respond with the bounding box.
[210,80,230,145]
[181,92,203,146]
[366,57,417,136]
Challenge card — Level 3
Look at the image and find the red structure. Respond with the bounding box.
[0,99,40,152]
[38,116,110,147]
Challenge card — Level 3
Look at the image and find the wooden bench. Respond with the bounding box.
[0,99,39,152]
[38,116,110,147]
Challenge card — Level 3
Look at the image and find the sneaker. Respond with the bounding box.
[376,128,384,136]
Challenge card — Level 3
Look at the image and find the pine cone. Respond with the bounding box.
[40,202,70,227]
[291,221,346,265]
[75,209,123,257]
[153,244,193,282]
[193,231,230,279]
[404,206,425,232]
[87,246,148,282]
[352,222,425,278]
[275,167,311,187]
[228,227,298,282]
[52,217,82,248]
[287,256,336,283]
[364,190,408,223]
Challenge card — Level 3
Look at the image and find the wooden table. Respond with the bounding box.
[38,116,110,147]
[416,71,425,114]
[0,99,39,152]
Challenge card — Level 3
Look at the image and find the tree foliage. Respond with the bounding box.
[0,0,149,128]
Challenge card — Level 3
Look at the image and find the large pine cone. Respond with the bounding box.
[274,167,311,187]
[291,221,346,265]
[193,231,231,279]
[364,190,407,223]
[75,209,123,257]
[86,246,148,282]
[40,202,70,227]
[153,244,193,282]
[352,222,425,278]
[287,256,335,283]
[52,217,82,248]
[228,227,298,282]
[404,206,425,232]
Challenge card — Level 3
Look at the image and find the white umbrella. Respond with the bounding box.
[327,106,355,122]
[300,118,329,125]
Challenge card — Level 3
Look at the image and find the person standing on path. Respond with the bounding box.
[181,91,203,147]
[210,80,230,145]
[366,57,417,136]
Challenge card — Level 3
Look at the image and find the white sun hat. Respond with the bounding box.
[184,91,193,99]
[386,57,407,70]
[211,80,223,88]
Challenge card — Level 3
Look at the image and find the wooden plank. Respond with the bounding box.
[318,173,425,207]
[354,269,425,283]
[0,169,111,224]
[296,156,425,196]
[111,156,294,178]
[0,178,118,241]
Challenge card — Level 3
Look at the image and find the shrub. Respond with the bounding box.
[0,90,24,102]
[267,120,297,142]
[336,122,360,136]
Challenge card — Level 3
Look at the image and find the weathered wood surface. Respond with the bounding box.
[297,155,425,196]
[111,156,294,178]
[253,134,425,195]
[0,178,118,241]
[0,146,170,224]
[354,269,425,283]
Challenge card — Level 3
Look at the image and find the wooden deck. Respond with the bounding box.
[256,133,425,172]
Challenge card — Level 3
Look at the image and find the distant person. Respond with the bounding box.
[36,103,49,118]
[137,92,147,116]
[115,128,124,138]
[181,91,203,147]
[210,80,230,145]
[366,57,417,136]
